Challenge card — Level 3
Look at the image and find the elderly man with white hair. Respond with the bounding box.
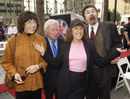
[34,19,65,99]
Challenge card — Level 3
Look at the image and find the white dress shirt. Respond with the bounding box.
[88,22,99,38]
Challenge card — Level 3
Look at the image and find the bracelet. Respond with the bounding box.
[38,64,42,69]
[38,63,46,73]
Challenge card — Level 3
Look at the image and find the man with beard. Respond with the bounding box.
[82,5,121,99]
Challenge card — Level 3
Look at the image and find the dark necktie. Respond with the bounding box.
[51,40,57,57]
[90,26,95,39]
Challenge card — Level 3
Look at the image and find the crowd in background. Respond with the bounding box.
[0,22,17,41]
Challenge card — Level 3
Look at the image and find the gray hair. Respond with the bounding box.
[44,19,59,34]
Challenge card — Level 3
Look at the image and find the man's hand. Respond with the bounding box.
[25,65,40,74]
[116,48,127,52]
[33,43,45,56]
[111,57,121,64]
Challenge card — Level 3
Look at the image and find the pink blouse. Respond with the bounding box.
[69,41,87,72]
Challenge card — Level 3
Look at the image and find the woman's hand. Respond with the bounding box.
[14,73,24,84]
[127,41,130,46]
[25,64,40,74]
[33,43,45,56]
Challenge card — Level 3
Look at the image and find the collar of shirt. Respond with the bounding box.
[47,37,58,49]
[88,22,99,38]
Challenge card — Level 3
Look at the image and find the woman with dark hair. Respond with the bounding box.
[2,11,47,99]
[58,19,93,99]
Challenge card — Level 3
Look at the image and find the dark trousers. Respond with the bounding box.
[45,88,58,99]
[16,89,41,99]
[87,67,112,99]
[68,71,86,99]
[87,82,111,99]
[44,70,58,99]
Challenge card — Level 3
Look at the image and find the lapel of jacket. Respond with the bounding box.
[86,26,89,39]
[95,22,102,36]
[45,37,54,57]
[97,22,111,52]
[65,42,71,69]
[83,40,89,67]
[56,38,61,57]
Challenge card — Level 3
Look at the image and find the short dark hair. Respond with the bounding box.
[17,11,39,33]
[66,19,87,42]
[82,4,98,18]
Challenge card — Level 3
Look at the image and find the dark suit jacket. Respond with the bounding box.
[43,37,64,71]
[43,37,65,90]
[58,40,93,99]
[86,22,121,87]
[86,22,121,67]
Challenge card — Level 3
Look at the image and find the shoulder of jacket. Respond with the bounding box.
[35,33,43,38]
[7,34,18,42]
[35,34,46,41]
[35,34,47,47]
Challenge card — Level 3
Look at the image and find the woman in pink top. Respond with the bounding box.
[58,19,93,99]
